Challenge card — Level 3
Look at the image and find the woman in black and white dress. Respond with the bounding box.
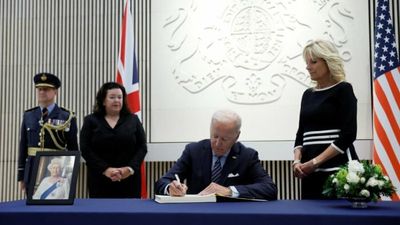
[292,39,359,199]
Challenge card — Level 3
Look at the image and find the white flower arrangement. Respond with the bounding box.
[323,160,395,201]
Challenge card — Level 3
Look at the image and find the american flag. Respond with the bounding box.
[116,0,147,199]
[373,0,400,200]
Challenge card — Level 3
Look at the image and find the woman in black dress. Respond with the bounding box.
[80,82,147,198]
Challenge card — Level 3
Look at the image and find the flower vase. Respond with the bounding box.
[348,198,370,208]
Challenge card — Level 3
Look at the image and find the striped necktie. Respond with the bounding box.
[42,107,48,122]
[211,157,222,183]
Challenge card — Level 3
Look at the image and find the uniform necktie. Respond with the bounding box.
[42,107,48,122]
[211,157,222,183]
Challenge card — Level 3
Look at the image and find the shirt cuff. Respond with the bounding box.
[164,184,170,195]
[293,146,303,152]
[127,167,134,175]
[331,143,344,154]
[229,186,239,198]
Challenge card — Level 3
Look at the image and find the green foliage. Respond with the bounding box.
[323,160,396,202]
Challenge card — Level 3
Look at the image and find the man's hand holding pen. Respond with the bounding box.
[168,174,188,196]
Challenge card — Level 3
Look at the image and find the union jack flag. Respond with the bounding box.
[116,0,147,198]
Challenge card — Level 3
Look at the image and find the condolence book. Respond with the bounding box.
[155,194,216,203]
[154,194,267,203]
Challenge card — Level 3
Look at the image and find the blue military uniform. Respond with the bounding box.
[17,73,78,188]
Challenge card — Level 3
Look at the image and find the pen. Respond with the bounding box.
[174,174,181,185]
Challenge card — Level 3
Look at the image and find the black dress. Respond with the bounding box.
[294,82,359,199]
[80,113,147,198]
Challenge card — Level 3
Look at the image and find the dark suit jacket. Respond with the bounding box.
[155,139,277,200]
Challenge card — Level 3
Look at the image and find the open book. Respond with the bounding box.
[154,194,267,203]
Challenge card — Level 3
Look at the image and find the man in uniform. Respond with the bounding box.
[18,72,78,193]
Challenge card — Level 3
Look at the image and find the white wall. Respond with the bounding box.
[146,140,373,161]
[149,0,372,158]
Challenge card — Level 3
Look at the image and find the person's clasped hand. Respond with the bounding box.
[300,159,318,176]
[293,163,306,178]
[168,180,188,196]
[103,167,122,182]
[117,167,132,180]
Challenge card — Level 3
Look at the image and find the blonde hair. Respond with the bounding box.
[303,39,346,83]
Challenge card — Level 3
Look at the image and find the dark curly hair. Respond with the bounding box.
[93,82,131,116]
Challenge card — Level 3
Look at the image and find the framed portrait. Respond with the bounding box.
[26,151,80,205]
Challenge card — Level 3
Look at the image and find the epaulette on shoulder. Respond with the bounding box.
[25,106,39,112]
[60,107,75,115]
